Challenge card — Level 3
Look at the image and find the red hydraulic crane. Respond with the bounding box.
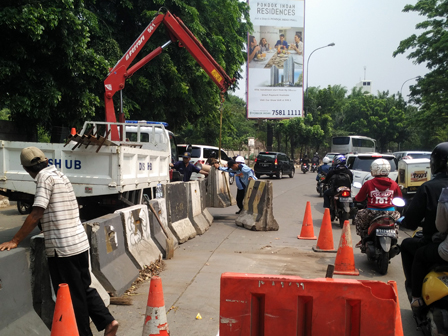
[104,8,235,140]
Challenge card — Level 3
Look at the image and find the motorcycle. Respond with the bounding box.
[311,163,318,173]
[301,163,309,174]
[355,191,404,275]
[406,230,448,335]
[330,186,354,228]
[316,173,328,197]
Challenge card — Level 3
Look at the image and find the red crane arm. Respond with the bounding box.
[103,9,235,140]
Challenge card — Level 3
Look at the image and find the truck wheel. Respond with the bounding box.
[17,201,32,215]
[377,250,389,275]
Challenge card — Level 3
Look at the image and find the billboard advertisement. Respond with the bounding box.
[247,0,305,119]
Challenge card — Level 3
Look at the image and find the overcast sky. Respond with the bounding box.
[233,0,427,100]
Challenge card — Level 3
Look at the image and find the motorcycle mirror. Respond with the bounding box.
[353,182,362,188]
[392,197,406,207]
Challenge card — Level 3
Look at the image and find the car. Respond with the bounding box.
[254,152,295,179]
[177,144,230,180]
[346,153,398,197]
[393,151,431,161]
[324,152,341,164]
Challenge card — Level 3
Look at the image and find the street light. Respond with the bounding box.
[305,43,335,98]
[400,76,420,96]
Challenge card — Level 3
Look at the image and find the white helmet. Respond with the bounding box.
[323,157,330,164]
[371,159,391,177]
[235,156,245,163]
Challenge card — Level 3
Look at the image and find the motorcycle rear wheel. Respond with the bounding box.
[377,250,389,275]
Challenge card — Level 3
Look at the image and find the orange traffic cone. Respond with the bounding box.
[334,220,359,275]
[51,283,79,336]
[142,276,170,336]
[298,201,317,240]
[70,128,76,136]
[313,208,337,253]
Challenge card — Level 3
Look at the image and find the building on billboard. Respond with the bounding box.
[283,55,295,86]
[270,65,279,86]
[247,0,305,119]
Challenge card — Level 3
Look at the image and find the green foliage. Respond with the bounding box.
[0,0,250,134]
[0,108,10,120]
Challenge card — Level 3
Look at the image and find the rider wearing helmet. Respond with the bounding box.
[205,151,218,165]
[301,154,310,165]
[312,152,320,165]
[316,157,331,181]
[353,159,402,246]
[323,155,353,208]
[400,142,448,310]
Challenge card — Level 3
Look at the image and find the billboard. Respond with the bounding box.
[247,0,305,119]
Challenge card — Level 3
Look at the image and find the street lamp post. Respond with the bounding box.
[305,43,335,98]
[400,76,420,97]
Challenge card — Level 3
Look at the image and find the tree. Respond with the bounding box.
[393,0,448,130]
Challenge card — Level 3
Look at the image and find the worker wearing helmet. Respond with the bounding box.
[316,157,331,181]
[323,155,353,208]
[400,142,448,312]
[354,159,402,247]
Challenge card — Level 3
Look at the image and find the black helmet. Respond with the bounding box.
[431,142,448,175]
[210,151,216,158]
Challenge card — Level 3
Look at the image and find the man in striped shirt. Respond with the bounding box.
[0,147,118,336]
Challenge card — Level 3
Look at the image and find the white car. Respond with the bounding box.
[393,151,431,161]
[346,153,398,197]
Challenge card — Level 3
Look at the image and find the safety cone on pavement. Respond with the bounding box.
[51,283,79,336]
[313,208,337,253]
[70,128,76,136]
[142,276,170,336]
[334,220,359,275]
[298,201,317,240]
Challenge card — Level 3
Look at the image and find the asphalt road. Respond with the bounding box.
[0,173,420,335]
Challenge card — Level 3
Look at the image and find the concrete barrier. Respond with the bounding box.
[30,234,110,329]
[199,179,213,225]
[164,182,196,243]
[235,180,279,231]
[0,195,9,208]
[84,213,139,297]
[187,181,210,234]
[115,205,162,269]
[0,248,50,335]
[207,167,236,208]
[148,198,179,258]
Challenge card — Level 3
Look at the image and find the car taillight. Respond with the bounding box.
[275,158,278,165]
[341,190,351,197]
[255,158,257,163]
[199,160,205,164]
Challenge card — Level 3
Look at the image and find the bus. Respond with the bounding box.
[331,136,376,154]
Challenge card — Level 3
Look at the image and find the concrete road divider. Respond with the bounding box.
[207,167,236,208]
[84,213,139,297]
[165,182,197,243]
[220,273,403,335]
[0,248,50,336]
[199,179,213,225]
[115,205,162,269]
[187,181,210,234]
[148,198,179,258]
[235,180,278,231]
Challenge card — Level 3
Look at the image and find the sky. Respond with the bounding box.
[233,0,427,100]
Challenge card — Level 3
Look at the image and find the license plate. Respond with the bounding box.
[376,229,397,237]
[261,163,269,167]
[339,197,352,203]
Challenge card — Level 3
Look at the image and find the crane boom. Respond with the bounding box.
[104,9,235,140]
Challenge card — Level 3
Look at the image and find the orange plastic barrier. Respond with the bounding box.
[334,220,359,275]
[51,283,79,336]
[312,208,336,252]
[219,273,403,336]
[142,276,169,336]
[298,201,316,240]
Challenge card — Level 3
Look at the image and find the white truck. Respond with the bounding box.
[0,121,177,219]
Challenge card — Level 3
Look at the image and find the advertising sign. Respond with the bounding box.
[247,0,305,119]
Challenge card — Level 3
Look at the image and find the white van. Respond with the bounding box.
[177,144,230,166]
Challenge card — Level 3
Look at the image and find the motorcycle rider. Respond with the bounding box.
[400,142,448,311]
[312,152,320,165]
[323,155,353,209]
[353,159,402,248]
[316,157,331,181]
[301,154,310,170]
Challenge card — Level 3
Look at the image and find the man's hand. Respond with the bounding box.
[213,163,220,169]
[0,240,18,251]
[169,163,174,168]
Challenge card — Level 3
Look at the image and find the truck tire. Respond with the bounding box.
[17,201,32,215]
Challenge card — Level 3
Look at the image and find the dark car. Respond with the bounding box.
[254,152,295,179]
